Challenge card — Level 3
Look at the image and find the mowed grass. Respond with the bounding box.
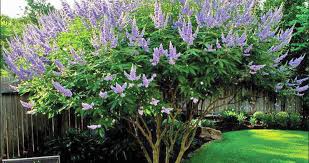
[186,129,309,163]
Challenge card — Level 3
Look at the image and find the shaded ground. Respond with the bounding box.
[186,129,309,163]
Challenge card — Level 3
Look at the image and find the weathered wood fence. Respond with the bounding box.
[0,77,303,159]
[0,77,87,159]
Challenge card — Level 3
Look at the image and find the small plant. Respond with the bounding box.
[222,109,238,123]
[237,112,247,125]
[201,119,215,128]
[260,113,275,128]
[289,112,302,129]
[253,111,265,122]
[249,117,257,126]
[275,112,289,128]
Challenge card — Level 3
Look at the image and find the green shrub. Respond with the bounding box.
[201,119,215,128]
[253,111,265,122]
[222,109,238,124]
[261,113,275,128]
[289,113,302,129]
[275,112,289,128]
[249,117,257,126]
[237,112,247,125]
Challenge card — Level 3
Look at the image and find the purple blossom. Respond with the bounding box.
[216,39,222,49]
[206,44,216,52]
[61,0,75,19]
[151,44,167,65]
[244,44,253,54]
[20,100,33,109]
[141,74,156,88]
[104,74,115,81]
[274,51,289,64]
[257,25,276,41]
[111,83,127,95]
[178,19,198,45]
[150,98,159,106]
[173,14,184,28]
[296,85,309,93]
[289,55,305,68]
[55,60,65,72]
[99,91,108,99]
[181,1,193,16]
[275,83,283,92]
[124,65,141,81]
[161,107,173,114]
[87,125,101,130]
[166,42,181,64]
[100,19,118,48]
[296,77,309,85]
[151,0,169,29]
[82,103,94,110]
[52,81,73,97]
[277,27,293,44]
[236,32,247,46]
[249,64,265,74]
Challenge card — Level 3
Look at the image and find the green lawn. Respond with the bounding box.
[186,129,309,163]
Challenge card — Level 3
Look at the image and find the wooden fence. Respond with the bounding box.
[0,77,303,159]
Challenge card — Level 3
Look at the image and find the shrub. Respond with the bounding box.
[289,112,302,129]
[260,113,275,128]
[222,109,238,124]
[249,117,257,126]
[237,112,247,125]
[201,119,215,128]
[253,111,265,122]
[275,112,289,128]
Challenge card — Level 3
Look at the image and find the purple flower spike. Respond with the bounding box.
[296,85,309,93]
[244,44,253,54]
[167,42,181,64]
[104,74,115,81]
[124,65,141,81]
[274,51,289,64]
[55,60,65,72]
[289,55,305,68]
[150,98,160,106]
[178,19,198,45]
[87,125,101,130]
[249,64,265,74]
[20,100,33,109]
[111,83,127,95]
[99,91,108,99]
[151,44,167,65]
[141,74,156,88]
[52,81,73,97]
[161,107,173,114]
[151,0,169,29]
[296,77,309,84]
[181,1,193,16]
[82,103,94,110]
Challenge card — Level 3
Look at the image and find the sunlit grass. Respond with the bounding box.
[186,129,309,163]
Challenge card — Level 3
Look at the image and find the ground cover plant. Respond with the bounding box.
[186,129,309,163]
[3,0,308,162]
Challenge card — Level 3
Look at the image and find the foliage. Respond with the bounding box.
[200,119,215,128]
[289,112,302,129]
[42,127,144,163]
[260,113,275,127]
[24,0,55,24]
[4,0,303,162]
[186,129,309,163]
[249,117,257,126]
[237,112,247,125]
[275,111,289,128]
[0,16,30,76]
[253,111,265,122]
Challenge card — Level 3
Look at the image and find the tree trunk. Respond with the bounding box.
[175,150,185,163]
[153,148,160,163]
